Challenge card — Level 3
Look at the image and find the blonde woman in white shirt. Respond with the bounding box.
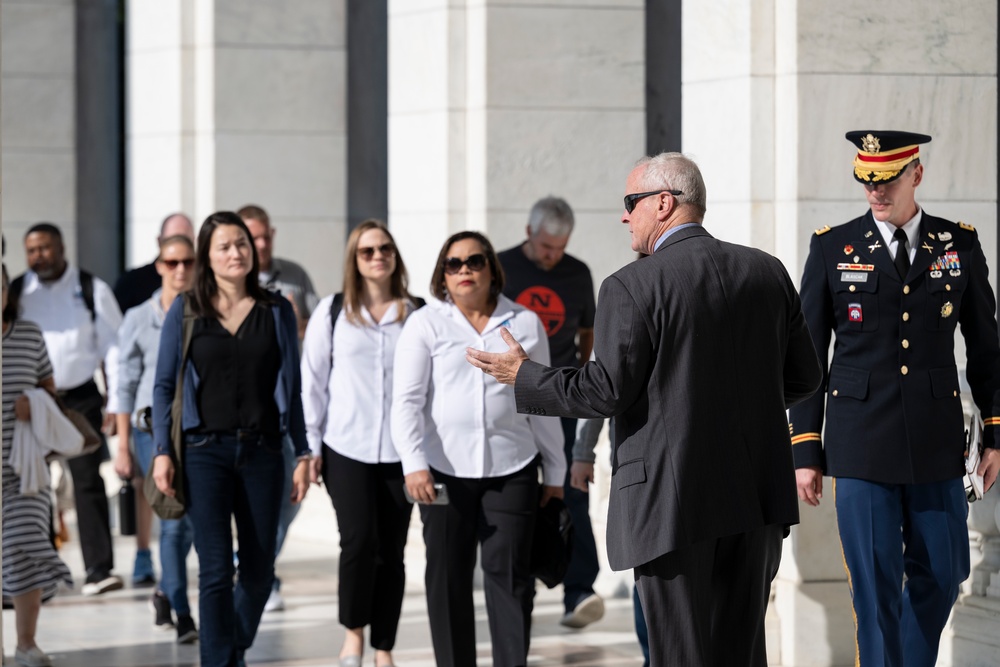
[300,219,421,667]
[392,231,565,667]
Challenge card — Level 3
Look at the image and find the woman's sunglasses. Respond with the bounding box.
[357,243,396,261]
[159,258,195,270]
[443,254,487,275]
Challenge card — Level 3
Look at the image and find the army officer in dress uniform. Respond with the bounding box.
[789,130,1000,667]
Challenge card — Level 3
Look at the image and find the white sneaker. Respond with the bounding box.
[81,574,124,597]
[559,593,605,629]
[15,646,52,667]
[263,587,285,612]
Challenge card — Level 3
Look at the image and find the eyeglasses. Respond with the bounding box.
[357,243,396,261]
[159,258,195,270]
[443,254,487,275]
[624,189,683,214]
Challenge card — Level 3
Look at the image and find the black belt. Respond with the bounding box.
[188,429,268,443]
[57,379,100,400]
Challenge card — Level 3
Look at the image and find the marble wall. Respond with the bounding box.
[1,0,76,278]
[127,0,347,297]
[388,0,645,301]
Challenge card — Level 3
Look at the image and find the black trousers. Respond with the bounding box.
[634,523,784,667]
[323,446,412,650]
[60,380,114,580]
[421,461,538,667]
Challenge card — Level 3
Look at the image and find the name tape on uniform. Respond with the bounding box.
[841,272,869,283]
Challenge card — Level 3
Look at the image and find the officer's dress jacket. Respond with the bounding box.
[789,211,1000,484]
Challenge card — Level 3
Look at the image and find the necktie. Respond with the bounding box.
[893,228,910,280]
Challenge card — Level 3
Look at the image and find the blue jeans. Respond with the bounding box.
[183,431,284,667]
[133,430,195,615]
[633,585,649,667]
[561,417,600,611]
[272,434,302,591]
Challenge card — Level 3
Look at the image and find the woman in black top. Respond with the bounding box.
[151,212,310,667]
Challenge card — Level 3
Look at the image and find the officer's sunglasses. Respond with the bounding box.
[624,189,683,214]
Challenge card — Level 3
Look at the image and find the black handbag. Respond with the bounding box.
[531,494,574,589]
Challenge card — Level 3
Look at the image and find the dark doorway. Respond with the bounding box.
[346,0,389,233]
[646,0,682,155]
[76,0,125,282]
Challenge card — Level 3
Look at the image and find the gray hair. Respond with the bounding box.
[527,196,575,237]
[635,153,707,218]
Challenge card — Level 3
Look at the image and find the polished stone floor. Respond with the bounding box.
[2,487,647,666]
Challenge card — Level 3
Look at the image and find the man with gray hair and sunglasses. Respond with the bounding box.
[469,152,822,665]
[497,196,602,628]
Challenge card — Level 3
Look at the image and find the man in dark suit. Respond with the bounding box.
[467,152,822,665]
[790,130,1000,667]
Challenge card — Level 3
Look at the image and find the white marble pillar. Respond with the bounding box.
[682,1,997,665]
[1,0,76,278]
[939,485,1000,666]
[681,0,777,252]
[388,0,644,303]
[127,0,347,296]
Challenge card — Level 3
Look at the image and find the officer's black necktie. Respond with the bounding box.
[893,228,910,280]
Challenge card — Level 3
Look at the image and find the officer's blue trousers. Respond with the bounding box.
[834,477,969,667]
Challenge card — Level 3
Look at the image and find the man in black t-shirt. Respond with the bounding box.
[498,196,603,629]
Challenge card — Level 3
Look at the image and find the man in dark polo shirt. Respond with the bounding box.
[498,196,601,628]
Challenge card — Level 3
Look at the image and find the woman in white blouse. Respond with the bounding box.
[300,220,421,667]
[391,231,565,667]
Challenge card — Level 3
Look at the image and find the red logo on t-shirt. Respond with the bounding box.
[515,287,566,337]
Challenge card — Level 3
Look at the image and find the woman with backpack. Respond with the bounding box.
[300,219,423,667]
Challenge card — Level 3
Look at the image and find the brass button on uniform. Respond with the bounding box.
[902,312,910,322]
[903,285,910,295]
[946,284,952,291]
[902,339,909,349]
[901,365,909,375]
[832,390,839,396]
[849,285,856,293]
[954,390,958,397]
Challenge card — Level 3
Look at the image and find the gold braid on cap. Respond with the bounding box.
[853,143,920,183]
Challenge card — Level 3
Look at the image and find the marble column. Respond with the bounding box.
[680,1,997,665]
[939,485,1000,665]
[1,0,76,278]
[388,0,644,303]
[126,0,347,296]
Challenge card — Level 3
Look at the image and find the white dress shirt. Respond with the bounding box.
[391,295,566,486]
[17,266,123,413]
[301,296,413,462]
[875,207,922,264]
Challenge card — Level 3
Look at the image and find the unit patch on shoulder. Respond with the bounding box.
[815,225,832,236]
[960,221,976,232]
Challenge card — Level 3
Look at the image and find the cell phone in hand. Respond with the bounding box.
[403,482,449,505]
